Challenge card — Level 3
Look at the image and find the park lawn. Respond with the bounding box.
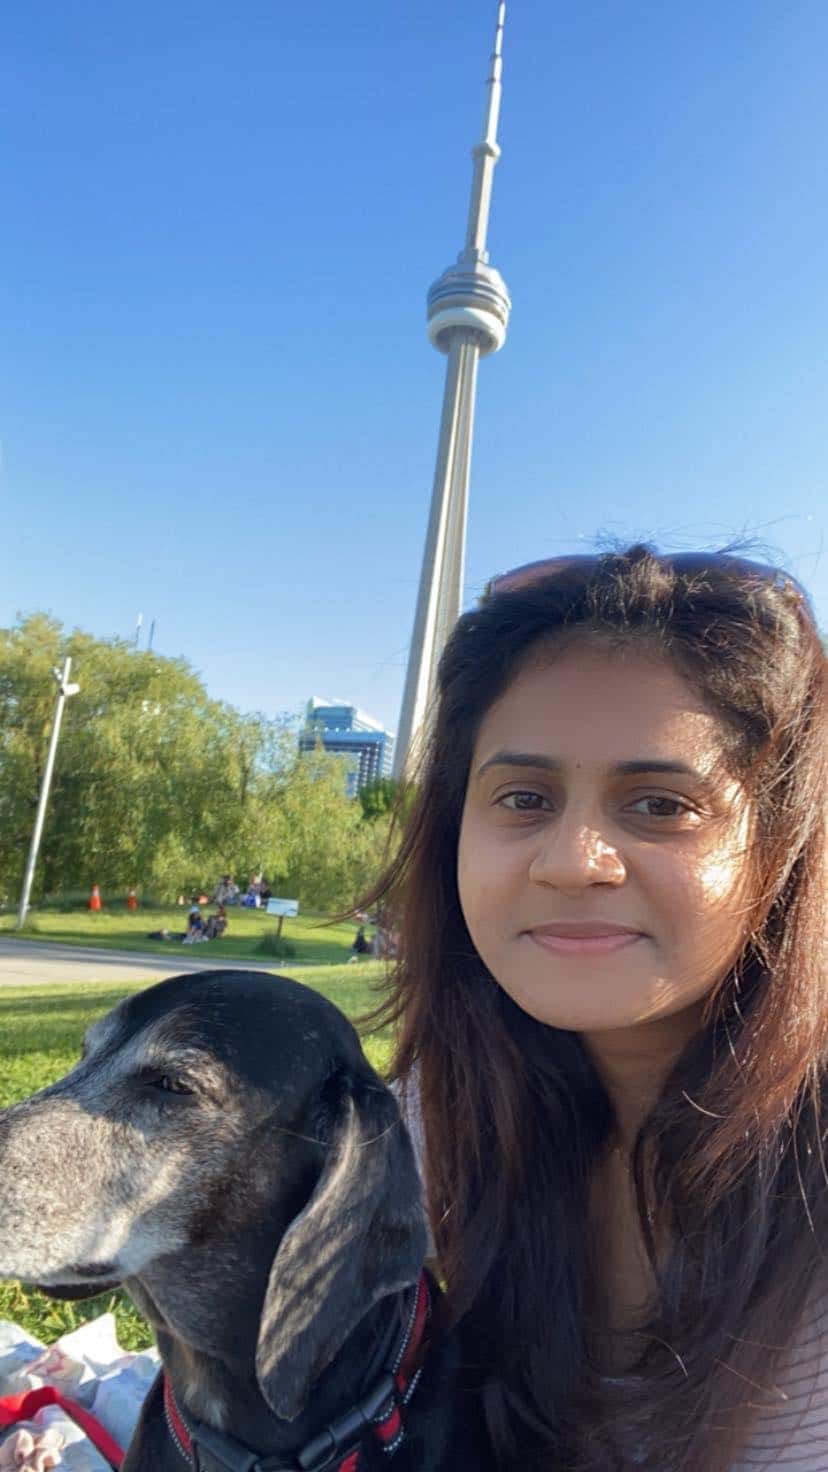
[0,962,391,1351]
[0,902,367,966]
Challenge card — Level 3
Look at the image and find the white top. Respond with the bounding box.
[731,1292,828,1468]
[395,1081,828,1469]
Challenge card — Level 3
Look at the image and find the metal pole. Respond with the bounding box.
[16,657,80,930]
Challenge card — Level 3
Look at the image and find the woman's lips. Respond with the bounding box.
[525,928,644,956]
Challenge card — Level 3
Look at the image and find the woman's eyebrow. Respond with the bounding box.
[474,751,704,780]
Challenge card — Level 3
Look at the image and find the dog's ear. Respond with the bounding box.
[255,1070,428,1422]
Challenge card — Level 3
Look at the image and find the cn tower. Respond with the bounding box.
[393,2,511,777]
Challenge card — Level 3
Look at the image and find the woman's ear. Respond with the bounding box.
[255,1071,428,1421]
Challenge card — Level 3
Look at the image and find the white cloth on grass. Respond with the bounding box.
[0,1314,159,1470]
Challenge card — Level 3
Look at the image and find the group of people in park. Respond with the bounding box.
[146,903,229,945]
[172,873,272,911]
[152,871,274,946]
[181,902,228,944]
[85,870,275,947]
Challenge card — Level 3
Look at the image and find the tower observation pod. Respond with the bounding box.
[393,3,511,778]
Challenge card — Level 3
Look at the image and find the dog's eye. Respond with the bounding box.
[154,1074,194,1096]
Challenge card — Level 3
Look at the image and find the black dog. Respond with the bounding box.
[0,971,493,1471]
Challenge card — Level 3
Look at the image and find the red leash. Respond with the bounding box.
[0,1385,124,1468]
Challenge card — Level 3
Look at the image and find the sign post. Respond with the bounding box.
[266,897,299,940]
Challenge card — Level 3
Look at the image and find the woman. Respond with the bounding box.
[183,905,206,943]
[205,903,228,940]
[364,547,827,1471]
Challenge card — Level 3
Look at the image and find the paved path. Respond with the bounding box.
[0,937,283,987]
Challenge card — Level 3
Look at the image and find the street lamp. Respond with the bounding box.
[16,656,80,930]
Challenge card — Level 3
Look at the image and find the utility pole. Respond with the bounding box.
[16,657,80,930]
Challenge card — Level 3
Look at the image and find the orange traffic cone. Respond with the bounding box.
[126,889,138,911]
[87,884,103,912]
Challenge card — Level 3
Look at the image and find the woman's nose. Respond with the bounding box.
[527,819,627,890]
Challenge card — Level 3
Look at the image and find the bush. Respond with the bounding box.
[253,932,297,959]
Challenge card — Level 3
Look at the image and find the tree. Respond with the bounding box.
[0,616,238,900]
[358,776,399,822]
[275,743,390,912]
[0,615,398,913]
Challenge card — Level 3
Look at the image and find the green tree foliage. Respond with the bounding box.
[358,776,398,821]
[358,775,417,828]
[277,744,393,912]
[0,616,393,913]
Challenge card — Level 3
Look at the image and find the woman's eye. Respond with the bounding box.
[499,790,551,812]
[627,795,692,819]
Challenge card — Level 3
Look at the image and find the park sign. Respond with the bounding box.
[266,896,299,941]
[266,898,299,918]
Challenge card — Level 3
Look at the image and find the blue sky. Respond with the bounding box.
[2,0,826,734]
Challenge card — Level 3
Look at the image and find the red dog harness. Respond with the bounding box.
[163,1272,431,1472]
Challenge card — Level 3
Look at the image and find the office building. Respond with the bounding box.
[299,698,395,797]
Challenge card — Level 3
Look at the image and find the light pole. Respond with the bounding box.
[16,657,80,930]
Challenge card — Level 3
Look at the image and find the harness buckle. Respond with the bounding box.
[296,1372,398,1471]
[190,1419,261,1471]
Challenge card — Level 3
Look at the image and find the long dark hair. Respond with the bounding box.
[362,546,827,1470]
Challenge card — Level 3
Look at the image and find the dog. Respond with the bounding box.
[0,970,494,1471]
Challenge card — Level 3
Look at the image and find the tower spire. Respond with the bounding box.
[393,3,511,778]
[465,0,506,261]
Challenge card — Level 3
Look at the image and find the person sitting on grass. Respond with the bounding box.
[204,905,228,941]
[349,924,372,962]
[213,874,239,906]
[183,906,206,944]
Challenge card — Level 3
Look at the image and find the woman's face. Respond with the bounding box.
[457,643,752,1033]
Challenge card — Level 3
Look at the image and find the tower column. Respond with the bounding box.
[434,335,479,659]
[393,331,479,773]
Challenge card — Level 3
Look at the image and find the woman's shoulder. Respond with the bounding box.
[390,1070,425,1172]
[390,1077,828,1469]
[391,1070,435,1259]
[731,1289,828,1469]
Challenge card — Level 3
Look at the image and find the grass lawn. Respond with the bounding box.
[0,962,390,1351]
[0,902,370,966]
